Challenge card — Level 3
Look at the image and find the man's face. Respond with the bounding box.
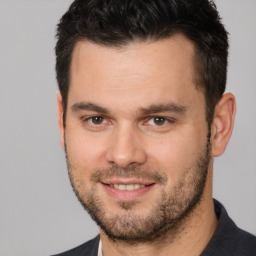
[61,35,211,242]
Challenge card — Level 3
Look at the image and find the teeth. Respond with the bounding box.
[110,184,146,190]
[134,184,140,189]
[119,184,126,190]
[126,184,134,190]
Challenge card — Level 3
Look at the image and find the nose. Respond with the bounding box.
[105,124,147,168]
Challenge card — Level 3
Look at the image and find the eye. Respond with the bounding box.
[84,116,108,126]
[90,116,105,125]
[147,117,169,126]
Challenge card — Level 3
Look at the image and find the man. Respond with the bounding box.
[53,0,256,255]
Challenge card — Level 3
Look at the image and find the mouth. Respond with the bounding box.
[101,181,156,201]
[104,183,152,191]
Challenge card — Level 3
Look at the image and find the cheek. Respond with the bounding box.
[145,129,206,176]
[65,129,107,170]
[65,133,105,194]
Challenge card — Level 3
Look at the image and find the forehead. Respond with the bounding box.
[69,35,203,112]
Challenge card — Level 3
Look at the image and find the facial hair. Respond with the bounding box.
[65,137,211,243]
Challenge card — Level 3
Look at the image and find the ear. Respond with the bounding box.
[211,93,236,157]
[57,92,65,149]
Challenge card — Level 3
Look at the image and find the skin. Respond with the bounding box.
[57,34,236,256]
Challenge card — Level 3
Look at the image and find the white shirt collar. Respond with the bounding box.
[98,239,103,256]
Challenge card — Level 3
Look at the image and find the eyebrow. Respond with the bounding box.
[140,103,188,115]
[71,102,110,114]
[71,101,187,116]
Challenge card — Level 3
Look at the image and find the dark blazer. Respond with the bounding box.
[52,235,100,256]
[52,200,256,256]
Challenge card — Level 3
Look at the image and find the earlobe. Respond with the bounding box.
[211,93,236,157]
[57,92,65,149]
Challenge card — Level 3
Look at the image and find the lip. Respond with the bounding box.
[101,180,156,201]
[101,177,156,186]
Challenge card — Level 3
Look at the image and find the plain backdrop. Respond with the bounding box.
[0,1,255,255]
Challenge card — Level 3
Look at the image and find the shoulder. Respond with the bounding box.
[231,227,256,254]
[51,235,100,256]
[211,226,256,255]
[202,200,256,255]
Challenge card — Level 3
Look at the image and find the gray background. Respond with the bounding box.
[0,0,255,255]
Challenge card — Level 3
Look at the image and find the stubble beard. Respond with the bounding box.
[65,137,211,244]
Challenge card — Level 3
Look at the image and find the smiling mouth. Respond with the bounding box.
[102,183,154,191]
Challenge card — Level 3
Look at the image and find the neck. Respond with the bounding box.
[100,163,217,256]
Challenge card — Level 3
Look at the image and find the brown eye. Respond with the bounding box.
[91,116,105,125]
[153,117,166,126]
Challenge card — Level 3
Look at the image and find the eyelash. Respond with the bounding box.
[146,116,175,126]
[82,115,175,128]
[83,116,110,127]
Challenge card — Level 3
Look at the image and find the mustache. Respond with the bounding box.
[91,166,168,185]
